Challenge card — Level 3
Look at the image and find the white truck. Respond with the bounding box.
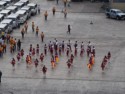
[105,8,125,20]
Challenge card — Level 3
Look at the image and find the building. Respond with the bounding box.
[109,0,125,10]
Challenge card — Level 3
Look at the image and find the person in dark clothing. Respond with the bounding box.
[67,25,71,34]
[0,70,2,83]
[17,39,22,51]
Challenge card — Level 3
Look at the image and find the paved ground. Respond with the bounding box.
[0,0,125,94]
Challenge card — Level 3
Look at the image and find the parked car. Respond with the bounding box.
[13,2,25,9]
[21,6,31,19]
[0,23,9,33]
[27,3,37,16]
[0,1,8,11]
[105,8,125,20]
[6,13,20,28]
[19,0,29,5]
[2,0,13,4]
[0,14,4,22]
[1,19,13,33]
[6,6,18,13]
[0,9,11,16]
[15,10,28,24]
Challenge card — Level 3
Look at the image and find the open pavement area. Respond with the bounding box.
[0,0,125,94]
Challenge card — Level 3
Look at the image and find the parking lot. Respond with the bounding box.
[0,0,125,94]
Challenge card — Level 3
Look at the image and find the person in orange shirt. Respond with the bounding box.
[32,22,35,32]
[36,26,39,36]
[41,32,44,42]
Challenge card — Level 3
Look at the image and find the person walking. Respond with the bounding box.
[24,22,28,33]
[17,39,22,51]
[0,70,2,83]
[42,65,47,75]
[36,26,39,36]
[67,24,71,34]
[64,9,67,18]
[64,0,67,7]
[67,0,71,7]
[38,5,40,14]
[52,7,56,16]
[41,32,44,42]
[44,11,48,21]
[32,22,35,32]
[21,28,25,38]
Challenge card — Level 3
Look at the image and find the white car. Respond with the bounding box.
[1,19,13,33]
[19,0,29,5]
[14,2,25,9]
[6,14,20,28]
[0,23,9,33]
[15,10,28,24]
[0,9,11,16]
[0,1,7,11]
[27,3,37,16]
[21,6,31,19]
[6,6,18,13]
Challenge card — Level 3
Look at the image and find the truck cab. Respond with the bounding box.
[27,3,37,16]
[6,14,20,28]
[1,19,13,33]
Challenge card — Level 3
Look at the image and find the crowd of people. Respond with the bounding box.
[0,1,112,78]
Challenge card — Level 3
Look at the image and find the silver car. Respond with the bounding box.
[15,10,28,24]
[0,9,11,16]
[6,14,20,28]
[0,23,9,33]
[6,6,18,13]
[19,0,29,5]
[14,2,25,9]
[1,19,13,33]
[27,3,37,16]
[21,6,31,19]
[0,1,7,11]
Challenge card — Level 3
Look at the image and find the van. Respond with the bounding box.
[0,14,4,22]
[14,2,25,9]
[21,6,31,19]
[1,19,13,33]
[27,3,37,16]
[15,10,27,24]
[0,1,7,11]
[6,14,20,28]
[19,0,29,5]
[6,6,18,13]
[0,9,11,16]
[0,23,9,33]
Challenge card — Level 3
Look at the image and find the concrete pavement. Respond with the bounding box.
[0,0,125,93]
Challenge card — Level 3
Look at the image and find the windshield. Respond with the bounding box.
[116,10,122,13]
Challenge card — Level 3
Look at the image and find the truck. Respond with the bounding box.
[105,8,125,20]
